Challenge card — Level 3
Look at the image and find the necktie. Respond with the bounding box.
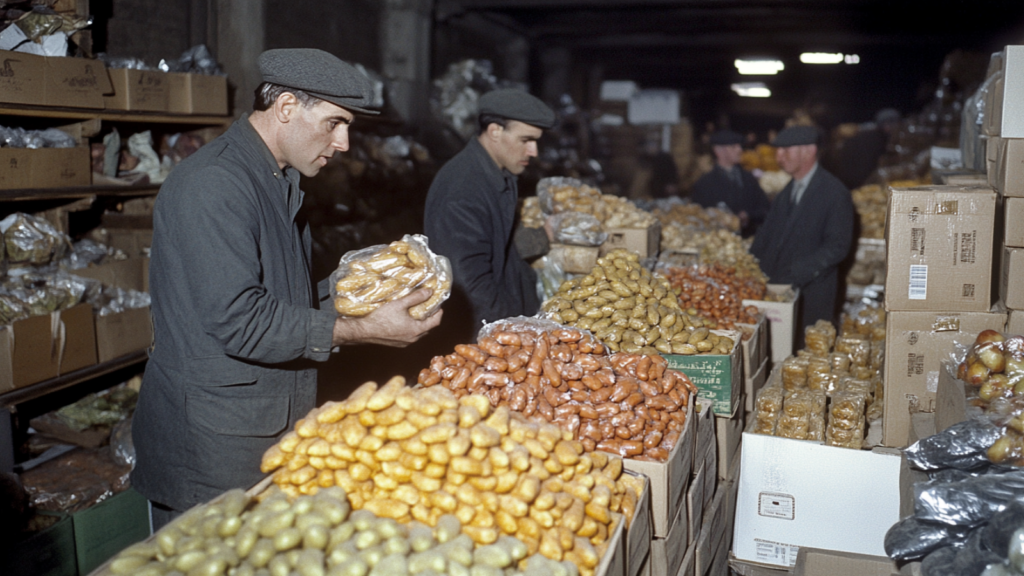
[791,181,804,208]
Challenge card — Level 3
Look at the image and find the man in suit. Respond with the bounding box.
[750,126,855,335]
[690,130,770,237]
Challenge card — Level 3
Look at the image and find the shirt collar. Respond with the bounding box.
[793,161,819,189]
[467,138,514,193]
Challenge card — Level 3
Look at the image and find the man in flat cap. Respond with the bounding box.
[690,129,770,237]
[750,125,854,341]
[424,88,555,341]
[132,48,442,527]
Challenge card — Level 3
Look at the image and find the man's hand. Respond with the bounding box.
[332,289,443,348]
[738,210,750,228]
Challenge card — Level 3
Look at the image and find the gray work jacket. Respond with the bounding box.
[131,116,336,511]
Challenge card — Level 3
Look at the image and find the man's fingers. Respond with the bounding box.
[395,288,432,307]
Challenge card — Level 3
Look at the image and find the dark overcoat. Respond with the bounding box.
[690,166,771,237]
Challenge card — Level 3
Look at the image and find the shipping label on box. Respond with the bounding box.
[744,285,799,365]
[1001,247,1024,309]
[623,398,693,538]
[0,147,91,190]
[884,185,997,311]
[882,308,1007,447]
[666,331,742,415]
[0,50,46,105]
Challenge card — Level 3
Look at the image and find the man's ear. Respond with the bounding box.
[274,92,298,124]
[487,123,503,141]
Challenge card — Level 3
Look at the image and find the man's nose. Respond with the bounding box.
[526,142,538,157]
[332,128,350,152]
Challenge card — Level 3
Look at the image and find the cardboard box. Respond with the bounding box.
[622,398,693,538]
[43,55,113,109]
[1005,198,1024,247]
[745,358,769,413]
[0,303,97,392]
[695,485,727,576]
[168,72,229,115]
[600,222,661,258]
[702,440,716,512]
[1009,309,1024,334]
[597,513,628,576]
[0,50,46,106]
[694,399,715,470]
[744,285,799,365]
[791,548,899,576]
[733,421,903,567]
[1001,247,1024,309]
[884,185,997,311]
[729,554,794,576]
[710,529,731,576]
[72,488,150,574]
[882,308,1007,447]
[686,460,706,544]
[987,73,1005,137]
[72,258,152,362]
[650,500,690,576]
[935,361,968,433]
[549,243,600,274]
[738,314,768,380]
[665,331,742,415]
[1000,46,1024,139]
[104,68,171,112]
[6,512,77,576]
[995,138,1024,197]
[679,542,696,576]
[716,409,744,481]
[0,147,91,190]
[906,412,937,447]
[626,471,652,576]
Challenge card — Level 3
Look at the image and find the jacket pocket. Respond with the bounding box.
[185,385,290,437]
[187,355,262,387]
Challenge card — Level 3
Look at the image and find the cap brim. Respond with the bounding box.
[311,92,381,116]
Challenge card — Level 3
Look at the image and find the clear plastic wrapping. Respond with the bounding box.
[110,417,135,468]
[550,211,608,246]
[329,234,451,320]
[805,320,836,356]
[836,336,871,367]
[20,447,131,513]
[157,44,225,76]
[0,212,70,266]
[537,176,597,215]
[61,238,123,270]
[782,356,809,390]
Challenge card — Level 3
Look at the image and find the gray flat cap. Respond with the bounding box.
[258,48,379,115]
[772,125,819,147]
[479,88,555,129]
[709,130,744,146]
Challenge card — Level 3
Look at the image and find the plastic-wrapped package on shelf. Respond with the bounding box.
[550,211,608,246]
[0,212,71,267]
[20,447,131,513]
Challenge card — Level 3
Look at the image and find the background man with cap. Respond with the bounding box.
[750,125,854,338]
[424,88,555,341]
[826,108,902,190]
[132,48,442,527]
[690,129,770,237]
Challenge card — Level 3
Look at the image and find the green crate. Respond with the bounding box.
[72,488,150,574]
[664,332,742,416]
[3,512,77,576]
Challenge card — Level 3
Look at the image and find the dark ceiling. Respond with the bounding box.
[436,0,1024,131]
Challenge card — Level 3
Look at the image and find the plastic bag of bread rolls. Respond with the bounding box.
[330,234,452,320]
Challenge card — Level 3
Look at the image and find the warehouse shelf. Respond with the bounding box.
[0,350,148,408]
[0,183,160,202]
[0,103,232,126]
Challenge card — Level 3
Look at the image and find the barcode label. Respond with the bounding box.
[908,353,925,377]
[960,231,976,264]
[911,227,926,255]
[909,265,928,299]
[754,539,801,567]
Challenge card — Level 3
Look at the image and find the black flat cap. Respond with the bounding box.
[479,88,556,129]
[709,130,744,146]
[772,125,819,147]
[258,48,379,115]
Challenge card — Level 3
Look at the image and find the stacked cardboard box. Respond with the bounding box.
[881,184,1005,447]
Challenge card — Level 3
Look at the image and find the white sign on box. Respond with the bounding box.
[732,427,902,568]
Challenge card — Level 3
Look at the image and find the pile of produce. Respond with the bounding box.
[753,304,887,449]
[851,184,887,240]
[954,331,1024,466]
[417,321,696,461]
[521,197,546,229]
[651,202,739,233]
[660,226,767,283]
[102,487,586,576]
[660,264,765,329]
[260,378,637,574]
[536,178,656,229]
[330,235,451,320]
[542,250,733,355]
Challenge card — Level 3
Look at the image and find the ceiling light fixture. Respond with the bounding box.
[731,82,771,98]
[800,52,844,64]
[734,59,784,75]
[845,54,861,64]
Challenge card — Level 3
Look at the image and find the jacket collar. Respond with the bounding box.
[231,114,303,222]
[467,137,515,194]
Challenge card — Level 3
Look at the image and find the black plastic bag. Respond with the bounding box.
[922,546,960,576]
[982,502,1024,559]
[907,419,1004,471]
[885,516,971,560]
[916,471,1024,527]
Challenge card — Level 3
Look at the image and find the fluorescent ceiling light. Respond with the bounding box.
[734,59,784,75]
[731,82,771,98]
[845,54,860,64]
[800,52,844,64]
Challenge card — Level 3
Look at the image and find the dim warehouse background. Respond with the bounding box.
[80,0,1024,400]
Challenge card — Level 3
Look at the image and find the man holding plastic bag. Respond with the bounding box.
[424,88,556,340]
[133,49,442,528]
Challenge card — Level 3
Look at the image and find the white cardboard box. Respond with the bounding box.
[1000,46,1024,138]
[628,89,680,125]
[732,424,902,567]
[744,285,799,366]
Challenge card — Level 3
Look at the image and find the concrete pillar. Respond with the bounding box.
[381,0,433,123]
[214,0,265,117]
[502,37,529,85]
[540,46,571,105]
